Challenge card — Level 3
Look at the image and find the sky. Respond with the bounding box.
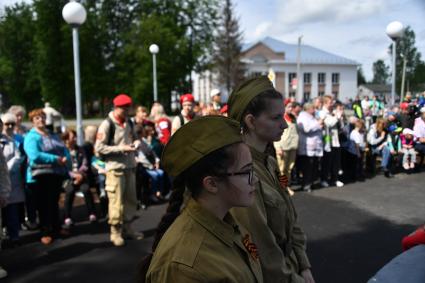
[1,0,425,80]
[234,0,425,80]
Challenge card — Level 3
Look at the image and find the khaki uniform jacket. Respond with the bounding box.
[94,112,136,171]
[147,198,263,283]
[231,147,310,283]
[274,121,299,151]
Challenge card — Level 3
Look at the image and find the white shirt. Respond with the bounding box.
[350,129,366,150]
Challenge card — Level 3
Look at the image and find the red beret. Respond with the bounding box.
[400,102,409,110]
[113,94,132,107]
[180,94,194,105]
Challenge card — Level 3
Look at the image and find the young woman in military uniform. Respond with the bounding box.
[228,77,315,283]
[139,116,263,283]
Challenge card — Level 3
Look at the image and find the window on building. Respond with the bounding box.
[249,72,265,78]
[303,73,311,84]
[303,92,311,102]
[318,73,326,84]
[288,73,297,86]
[318,91,325,96]
[289,91,296,98]
[332,73,340,84]
[332,91,339,99]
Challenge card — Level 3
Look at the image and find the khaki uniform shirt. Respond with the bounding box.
[147,198,263,283]
[231,147,310,283]
[94,112,136,171]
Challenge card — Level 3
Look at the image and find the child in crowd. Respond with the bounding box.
[400,128,417,170]
[350,119,366,181]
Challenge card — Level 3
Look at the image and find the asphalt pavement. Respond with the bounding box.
[0,171,423,283]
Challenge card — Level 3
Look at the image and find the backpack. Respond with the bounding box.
[104,116,135,146]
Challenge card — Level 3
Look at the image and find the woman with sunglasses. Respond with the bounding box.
[228,77,315,283]
[139,116,263,283]
[0,114,26,246]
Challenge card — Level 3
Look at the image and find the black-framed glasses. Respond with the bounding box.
[4,123,15,127]
[225,167,254,185]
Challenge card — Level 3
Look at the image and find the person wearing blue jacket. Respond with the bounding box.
[23,108,70,245]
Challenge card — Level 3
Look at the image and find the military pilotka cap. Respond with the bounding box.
[162,116,242,178]
[228,76,275,122]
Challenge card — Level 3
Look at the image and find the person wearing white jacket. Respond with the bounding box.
[297,103,323,192]
[0,118,11,279]
[318,96,344,188]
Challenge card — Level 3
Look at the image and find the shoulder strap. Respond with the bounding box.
[179,114,185,127]
[106,117,115,146]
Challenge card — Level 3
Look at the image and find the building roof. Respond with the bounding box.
[242,36,358,65]
[360,84,392,92]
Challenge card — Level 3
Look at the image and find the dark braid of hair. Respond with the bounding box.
[137,144,238,283]
[241,89,283,133]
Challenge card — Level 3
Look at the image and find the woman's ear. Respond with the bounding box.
[202,176,219,194]
[243,114,256,131]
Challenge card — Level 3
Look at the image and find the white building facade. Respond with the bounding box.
[241,37,359,103]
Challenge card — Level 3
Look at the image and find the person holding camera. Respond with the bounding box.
[95,94,143,246]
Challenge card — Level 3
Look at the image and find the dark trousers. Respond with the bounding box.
[24,185,37,223]
[136,164,150,205]
[64,183,96,219]
[3,203,22,240]
[321,147,342,184]
[298,155,319,187]
[30,175,63,237]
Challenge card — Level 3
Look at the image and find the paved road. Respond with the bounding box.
[0,171,423,283]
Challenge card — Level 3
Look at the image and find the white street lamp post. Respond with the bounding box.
[62,0,87,146]
[386,21,404,106]
[149,44,159,102]
[400,53,407,102]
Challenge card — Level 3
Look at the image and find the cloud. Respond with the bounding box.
[278,0,387,27]
[253,21,272,39]
[348,35,388,47]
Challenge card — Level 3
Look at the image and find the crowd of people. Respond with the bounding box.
[0,77,425,281]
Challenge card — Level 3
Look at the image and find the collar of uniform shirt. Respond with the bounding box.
[186,198,238,247]
[113,113,126,128]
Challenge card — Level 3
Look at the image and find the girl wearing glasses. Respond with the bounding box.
[139,116,263,283]
[228,77,315,283]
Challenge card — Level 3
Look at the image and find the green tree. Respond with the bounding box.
[372,59,390,84]
[213,0,245,94]
[0,3,40,109]
[389,26,423,92]
[357,66,367,85]
[33,0,74,113]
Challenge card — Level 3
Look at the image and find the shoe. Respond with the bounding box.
[63,218,73,229]
[0,266,7,279]
[75,192,84,198]
[403,163,410,170]
[110,225,125,247]
[89,214,97,223]
[40,236,53,245]
[410,162,415,169]
[384,170,394,178]
[123,223,144,240]
[336,181,344,187]
[320,181,329,188]
[302,185,312,193]
[24,221,39,231]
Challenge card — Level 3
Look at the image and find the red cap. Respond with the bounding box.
[113,94,132,107]
[220,104,228,114]
[180,94,194,105]
[400,102,409,110]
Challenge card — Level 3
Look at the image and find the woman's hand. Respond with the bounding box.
[57,156,67,166]
[301,269,315,283]
[73,173,84,185]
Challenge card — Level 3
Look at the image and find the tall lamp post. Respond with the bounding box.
[386,21,404,106]
[62,0,87,146]
[149,44,159,102]
[400,53,407,102]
